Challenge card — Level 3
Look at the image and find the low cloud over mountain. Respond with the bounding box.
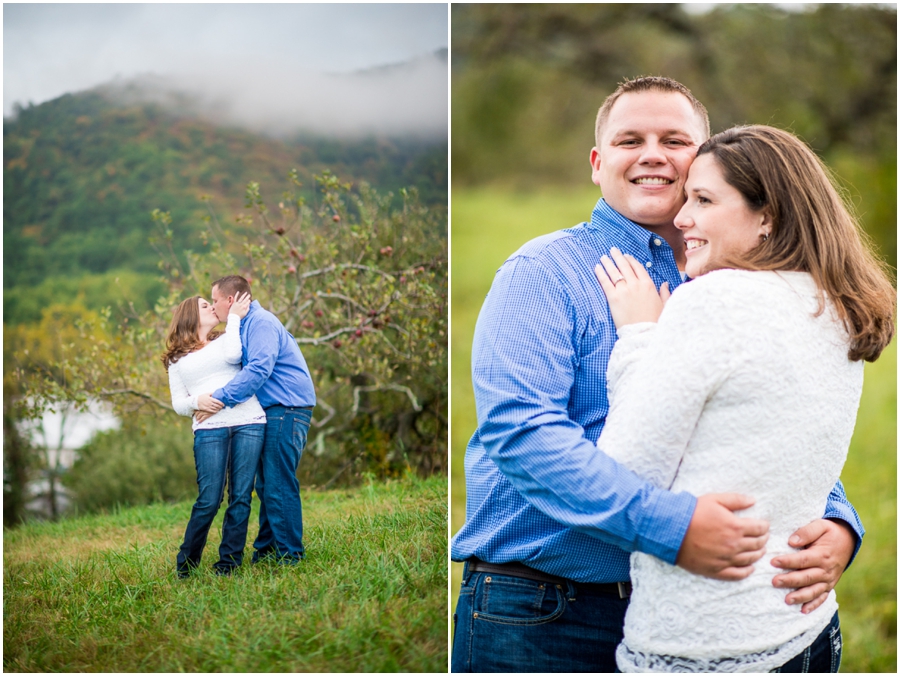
[97,49,448,139]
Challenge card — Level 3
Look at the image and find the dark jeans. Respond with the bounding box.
[452,562,841,674]
[252,406,312,564]
[176,424,264,574]
[451,563,628,672]
[772,612,842,673]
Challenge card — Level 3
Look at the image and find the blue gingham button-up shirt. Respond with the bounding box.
[451,198,864,583]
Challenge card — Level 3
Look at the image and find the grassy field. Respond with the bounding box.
[4,474,448,673]
[449,186,897,672]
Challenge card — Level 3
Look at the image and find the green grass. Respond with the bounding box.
[449,186,897,672]
[4,474,448,673]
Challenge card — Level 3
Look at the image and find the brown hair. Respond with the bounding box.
[161,296,221,369]
[697,125,895,362]
[595,76,711,147]
[211,275,252,301]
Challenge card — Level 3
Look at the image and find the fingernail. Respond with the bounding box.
[789,536,800,545]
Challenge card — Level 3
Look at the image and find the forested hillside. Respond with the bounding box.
[4,90,447,324]
[4,81,448,522]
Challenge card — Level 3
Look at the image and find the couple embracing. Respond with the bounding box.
[451,77,895,672]
[162,275,316,578]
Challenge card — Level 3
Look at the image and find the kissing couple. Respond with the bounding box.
[162,275,316,578]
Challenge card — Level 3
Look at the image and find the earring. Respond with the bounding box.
[762,232,769,242]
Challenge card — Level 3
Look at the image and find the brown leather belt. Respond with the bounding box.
[467,559,632,599]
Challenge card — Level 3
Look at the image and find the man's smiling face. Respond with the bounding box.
[590,90,708,230]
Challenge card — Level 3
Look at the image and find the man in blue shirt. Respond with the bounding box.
[451,77,862,672]
[198,275,317,566]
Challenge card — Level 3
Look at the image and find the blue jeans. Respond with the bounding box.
[252,406,312,564]
[176,424,264,574]
[772,612,842,673]
[451,563,628,672]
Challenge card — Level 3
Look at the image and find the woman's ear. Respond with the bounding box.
[760,210,773,240]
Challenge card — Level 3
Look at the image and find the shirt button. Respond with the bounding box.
[654,239,662,246]
[645,261,653,269]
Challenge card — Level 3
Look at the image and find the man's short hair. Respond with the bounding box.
[212,275,252,300]
[595,76,711,147]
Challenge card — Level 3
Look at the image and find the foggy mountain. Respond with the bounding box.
[93,48,448,140]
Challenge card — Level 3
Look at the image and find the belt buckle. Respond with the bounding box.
[617,581,630,599]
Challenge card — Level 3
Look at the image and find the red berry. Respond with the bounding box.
[332,214,340,222]
[287,265,297,273]
[315,309,323,317]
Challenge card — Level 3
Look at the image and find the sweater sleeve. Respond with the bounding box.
[168,363,197,418]
[221,313,244,364]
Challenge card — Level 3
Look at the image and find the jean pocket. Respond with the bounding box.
[292,418,310,450]
[474,574,566,626]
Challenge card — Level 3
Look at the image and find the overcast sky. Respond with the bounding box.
[3,3,448,136]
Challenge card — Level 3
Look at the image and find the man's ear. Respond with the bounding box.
[590,147,602,186]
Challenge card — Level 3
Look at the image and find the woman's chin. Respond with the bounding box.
[685,261,703,279]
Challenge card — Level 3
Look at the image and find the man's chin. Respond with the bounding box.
[621,201,681,228]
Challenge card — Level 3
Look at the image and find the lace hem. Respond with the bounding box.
[616,614,831,673]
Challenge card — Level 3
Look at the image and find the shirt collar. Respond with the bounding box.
[588,198,662,252]
[241,299,261,325]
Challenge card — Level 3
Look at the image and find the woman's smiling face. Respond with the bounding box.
[674,153,771,278]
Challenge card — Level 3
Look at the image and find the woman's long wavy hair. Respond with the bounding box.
[698,125,895,362]
[161,296,222,370]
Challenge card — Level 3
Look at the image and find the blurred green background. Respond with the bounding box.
[449,4,896,672]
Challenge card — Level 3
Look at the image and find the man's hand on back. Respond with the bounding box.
[770,518,855,614]
[676,493,769,580]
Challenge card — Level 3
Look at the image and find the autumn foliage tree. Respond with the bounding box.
[15,170,447,494]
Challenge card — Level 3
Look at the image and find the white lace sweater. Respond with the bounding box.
[167,313,266,432]
[597,270,863,673]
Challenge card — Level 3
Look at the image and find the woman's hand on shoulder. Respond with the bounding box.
[230,292,252,319]
[594,247,671,329]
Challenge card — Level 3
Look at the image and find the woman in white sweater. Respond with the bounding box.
[162,292,266,578]
[594,126,894,672]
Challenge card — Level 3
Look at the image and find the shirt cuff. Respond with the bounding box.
[190,395,198,410]
[634,489,697,565]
